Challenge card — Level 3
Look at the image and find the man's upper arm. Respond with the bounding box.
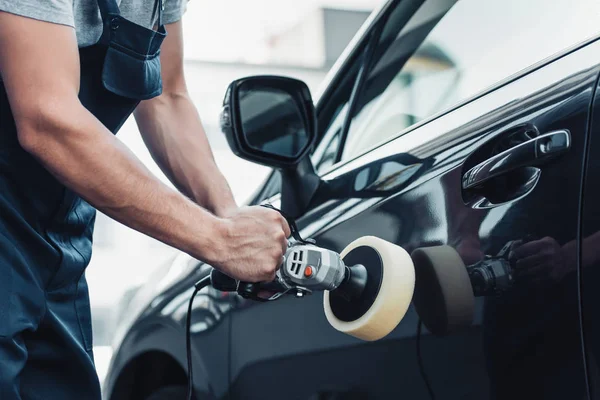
[0,12,81,139]
[157,20,187,95]
[161,0,188,92]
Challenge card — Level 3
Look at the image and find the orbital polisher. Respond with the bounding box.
[210,234,416,340]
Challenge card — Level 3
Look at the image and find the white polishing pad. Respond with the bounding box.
[323,236,415,341]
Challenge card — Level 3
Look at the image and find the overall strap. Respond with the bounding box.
[96,0,121,22]
[96,0,122,45]
[151,0,164,27]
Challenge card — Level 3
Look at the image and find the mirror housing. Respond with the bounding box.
[220,76,317,169]
[220,76,320,218]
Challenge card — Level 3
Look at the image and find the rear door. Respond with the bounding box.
[229,1,600,399]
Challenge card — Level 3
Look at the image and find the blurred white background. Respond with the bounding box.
[88,0,383,384]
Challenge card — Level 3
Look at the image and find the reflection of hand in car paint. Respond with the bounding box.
[505,231,600,287]
[508,236,576,285]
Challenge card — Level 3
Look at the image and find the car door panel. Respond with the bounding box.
[229,38,599,399]
[580,56,600,400]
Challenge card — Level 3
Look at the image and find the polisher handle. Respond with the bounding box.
[209,268,290,302]
[209,269,238,292]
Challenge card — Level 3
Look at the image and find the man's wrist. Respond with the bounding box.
[186,178,237,218]
[214,203,238,218]
[192,213,229,265]
[206,194,238,218]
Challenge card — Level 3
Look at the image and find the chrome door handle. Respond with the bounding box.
[462,130,570,190]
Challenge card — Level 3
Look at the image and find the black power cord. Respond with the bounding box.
[416,318,436,400]
[186,275,212,400]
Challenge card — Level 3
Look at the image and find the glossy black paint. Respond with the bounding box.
[102,7,600,400]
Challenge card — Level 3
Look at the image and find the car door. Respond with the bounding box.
[580,52,600,400]
[228,1,600,399]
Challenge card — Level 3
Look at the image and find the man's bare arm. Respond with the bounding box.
[134,21,237,217]
[0,12,288,282]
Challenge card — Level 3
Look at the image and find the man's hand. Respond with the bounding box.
[211,207,291,282]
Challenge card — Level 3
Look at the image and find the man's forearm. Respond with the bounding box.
[134,92,238,217]
[18,99,225,264]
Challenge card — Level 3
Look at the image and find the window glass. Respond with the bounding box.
[341,0,600,162]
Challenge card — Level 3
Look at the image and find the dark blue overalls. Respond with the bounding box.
[0,0,166,398]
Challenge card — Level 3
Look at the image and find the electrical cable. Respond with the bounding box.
[416,318,435,400]
[186,275,212,400]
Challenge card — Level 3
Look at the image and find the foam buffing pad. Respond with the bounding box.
[324,236,415,341]
[411,245,474,336]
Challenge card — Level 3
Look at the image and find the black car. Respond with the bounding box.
[102,0,600,399]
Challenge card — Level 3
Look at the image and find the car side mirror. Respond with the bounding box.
[220,76,320,218]
[220,76,316,168]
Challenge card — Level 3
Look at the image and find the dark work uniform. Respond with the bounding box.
[0,0,167,398]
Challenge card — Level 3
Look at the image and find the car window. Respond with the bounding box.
[340,0,600,162]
